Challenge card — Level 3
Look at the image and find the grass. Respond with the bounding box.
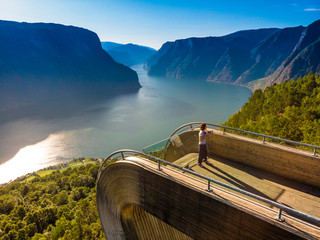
[20,158,102,183]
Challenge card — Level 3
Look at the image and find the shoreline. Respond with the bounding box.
[0,157,103,187]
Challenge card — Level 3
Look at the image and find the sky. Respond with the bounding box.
[0,0,319,49]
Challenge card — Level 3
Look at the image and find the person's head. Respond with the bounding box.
[200,123,207,131]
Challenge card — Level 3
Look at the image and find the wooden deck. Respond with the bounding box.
[173,153,320,219]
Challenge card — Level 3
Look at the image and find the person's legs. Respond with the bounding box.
[198,145,202,164]
[203,145,208,162]
[198,144,206,164]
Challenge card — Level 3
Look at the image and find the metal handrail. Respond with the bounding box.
[97,149,320,227]
[163,122,320,160]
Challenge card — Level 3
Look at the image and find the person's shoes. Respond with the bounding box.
[203,160,209,164]
[197,163,204,168]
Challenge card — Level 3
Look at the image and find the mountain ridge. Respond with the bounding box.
[146,19,320,90]
[147,28,280,83]
[101,41,156,67]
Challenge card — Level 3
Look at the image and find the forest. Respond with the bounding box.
[225,72,320,147]
[0,159,105,240]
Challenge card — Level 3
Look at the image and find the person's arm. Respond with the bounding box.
[206,128,213,134]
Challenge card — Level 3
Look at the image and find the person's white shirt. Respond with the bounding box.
[199,130,206,145]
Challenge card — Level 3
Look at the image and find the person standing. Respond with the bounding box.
[198,123,213,167]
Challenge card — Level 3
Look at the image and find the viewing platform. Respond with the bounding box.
[97,123,320,240]
[172,152,320,219]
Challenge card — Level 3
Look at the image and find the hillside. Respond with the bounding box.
[265,19,320,86]
[224,72,320,146]
[147,28,280,82]
[0,158,106,240]
[146,19,320,90]
[101,42,156,67]
[0,20,141,123]
[235,26,305,85]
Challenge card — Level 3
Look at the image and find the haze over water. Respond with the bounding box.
[0,65,251,183]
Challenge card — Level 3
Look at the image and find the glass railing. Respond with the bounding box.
[142,137,170,159]
[162,122,320,158]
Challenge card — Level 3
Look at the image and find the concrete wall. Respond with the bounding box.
[165,130,320,188]
[121,204,191,240]
[97,160,306,240]
[165,131,198,163]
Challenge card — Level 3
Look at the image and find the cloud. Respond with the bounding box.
[304,8,320,11]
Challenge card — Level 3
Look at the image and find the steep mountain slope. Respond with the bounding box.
[101,42,156,67]
[267,19,320,85]
[0,20,141,122]
[236,26,305,84]
[146,19,320,89]
[144,42,174,71]
[147,28,280,83]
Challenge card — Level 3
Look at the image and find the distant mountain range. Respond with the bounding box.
[146,19,320,90]
[101,42,124,51]
[0,20,141,122]
[102,42,156,67]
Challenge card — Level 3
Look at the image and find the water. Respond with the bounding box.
[0,65,251,183]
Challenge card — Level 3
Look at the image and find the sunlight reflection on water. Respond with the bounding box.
[0,133,63,183]
[0,130,92,183]
[0,65,251,183]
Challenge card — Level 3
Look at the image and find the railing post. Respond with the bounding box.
[121,152,125,160]
[262,136,266,144]
[275,208,285,222]
[223,128,226,135]
[205,180,213,192]
[190,124,193,130]
[158,161,162,171]
[313,148,317,156]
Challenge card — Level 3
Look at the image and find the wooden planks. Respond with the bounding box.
[172,153,320,219]
[209,130,320,188]
[165,129,320,188]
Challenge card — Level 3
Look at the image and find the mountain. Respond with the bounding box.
[265,19,320,86]
[235,26,305,85]
[101,41,123,51]
[101,42,156,67]
[144,42,174,70]
[146,19,320,89]
[146,28,280,83]
[0,20,141,122]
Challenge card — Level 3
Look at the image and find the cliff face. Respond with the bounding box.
[146,19,320,89]
[235,26,305,85]
[147,28,280,83]
[267,19,320,85]
[0,20,140,121]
